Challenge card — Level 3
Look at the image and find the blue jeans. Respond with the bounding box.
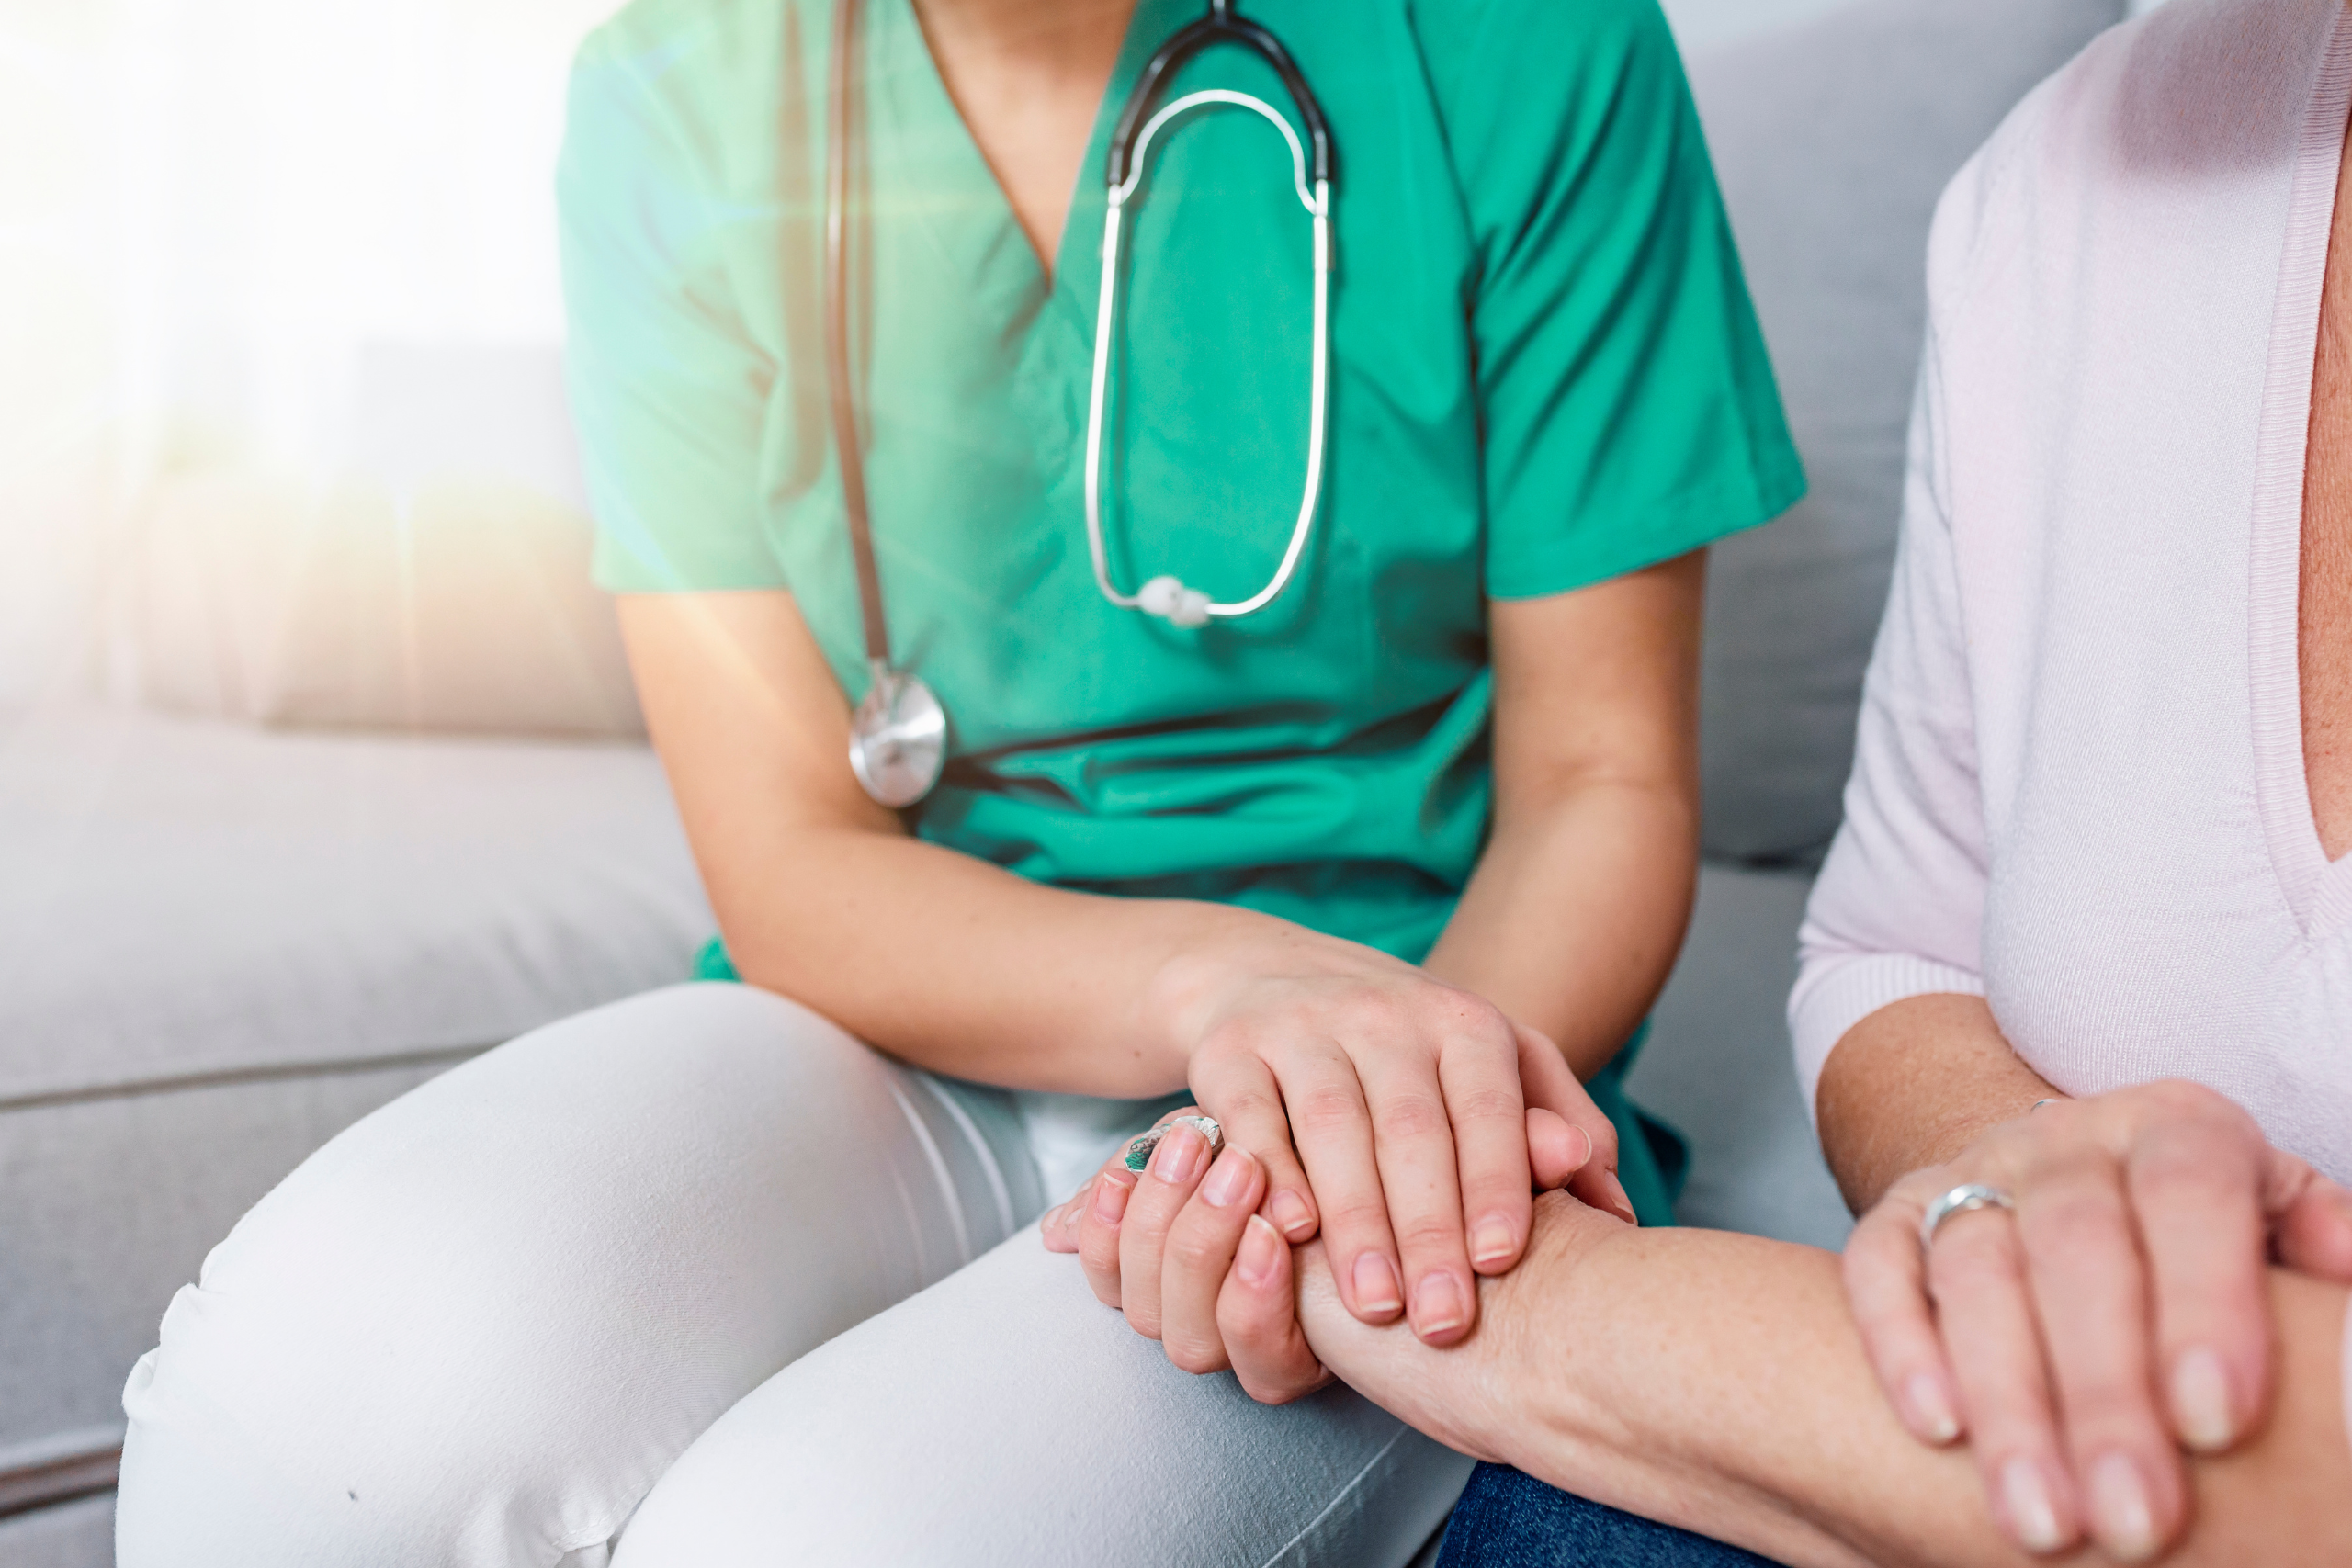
[1438,1463,1786,1567]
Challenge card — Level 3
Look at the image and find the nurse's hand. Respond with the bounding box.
[1135,936,1634,1347]
[1043,1093,1606,1397]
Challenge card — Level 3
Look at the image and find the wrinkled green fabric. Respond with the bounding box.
[568,0,1796,1227]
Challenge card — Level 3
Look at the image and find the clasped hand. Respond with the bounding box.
[1041,933,1633,1403]
[1847,1079,2352,1561]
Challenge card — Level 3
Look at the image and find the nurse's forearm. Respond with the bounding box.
[620,590,1489,1102]
[1425,556,1707,1080]
[1295,1197,2352,1568]
[711,823,1299,1097]
[1425,778,1695,1080]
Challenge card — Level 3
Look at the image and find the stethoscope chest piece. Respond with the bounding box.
[847,660,947,808]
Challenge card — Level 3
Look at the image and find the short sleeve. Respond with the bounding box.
[559,26,786,593]
[1422,0,1805,599]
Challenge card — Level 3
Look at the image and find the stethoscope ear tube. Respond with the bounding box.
[825,0,891,671]
[1086,53,1334,625]
[829,0,948,807]
[1105,0,1334,190]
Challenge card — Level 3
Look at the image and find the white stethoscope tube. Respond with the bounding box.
[1083,89,1332,630]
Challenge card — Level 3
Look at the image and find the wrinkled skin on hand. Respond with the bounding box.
[1844,1079,2352,1562]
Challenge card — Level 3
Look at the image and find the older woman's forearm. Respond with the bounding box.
[1815,995,2057,1212]
[1295,1196,2352,1568]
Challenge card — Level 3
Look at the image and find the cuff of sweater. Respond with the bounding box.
[1788,953,1987,1127]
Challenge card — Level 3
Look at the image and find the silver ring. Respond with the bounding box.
[1920,1182,2016,1249]
[1123,1114,1225,1173]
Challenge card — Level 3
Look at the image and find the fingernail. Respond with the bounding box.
[1269,1188,1316,1238]
[1413,1271,1467,1338]
[1470,1214,1517,1269]
[1091,1168,1136,1225]
[1351,1253,1403,1318]
[1905,1372,1961,1445]
[2000,1457,2065,1554]
[2171,1347,2234,1452]
[1604,1172,1639,1225]
[1151,1124,1208,1185]
[1200,1149,1254,1209]
[2089,1453,2157,1562]
[1237,1213,1283,1287]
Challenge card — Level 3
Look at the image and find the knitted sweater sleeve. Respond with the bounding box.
[1786,195,1994,1119]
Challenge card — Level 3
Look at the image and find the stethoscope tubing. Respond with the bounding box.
[825,0,894,676]
[1083,91,1332,622]
[820,0,1339,806]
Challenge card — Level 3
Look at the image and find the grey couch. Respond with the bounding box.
[0,2,2125,1563]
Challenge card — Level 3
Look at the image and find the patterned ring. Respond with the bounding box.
[1919,1181,2017,1251]
[1123,1114,1225,1173]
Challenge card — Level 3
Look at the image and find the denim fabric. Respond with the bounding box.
[1438,1463,1785,1567]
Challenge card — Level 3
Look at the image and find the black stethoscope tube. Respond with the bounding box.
[1107,0,1332,190]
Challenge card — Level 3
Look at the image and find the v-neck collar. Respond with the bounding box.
[2250,2,2352,938]
[869,0,1193,338]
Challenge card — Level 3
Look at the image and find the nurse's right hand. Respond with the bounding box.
[1108,933,1634,1348]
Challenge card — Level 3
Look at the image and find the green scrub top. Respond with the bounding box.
[560,0,1804,1224]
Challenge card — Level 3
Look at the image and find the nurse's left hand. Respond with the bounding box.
[1042,1099,1600,1401]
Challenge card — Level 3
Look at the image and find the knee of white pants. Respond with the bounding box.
[115,983,994,1568]
[612,1226,1473,1568]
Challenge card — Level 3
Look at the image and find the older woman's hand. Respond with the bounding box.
[1042,1066,1610,1403]
[1844,1080,2352,1562]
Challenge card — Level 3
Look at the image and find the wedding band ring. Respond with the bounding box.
[1920,1182,2016,1249]
[1123,1114,1225,1173]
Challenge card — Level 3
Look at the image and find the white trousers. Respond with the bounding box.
[114,984,1471,1566]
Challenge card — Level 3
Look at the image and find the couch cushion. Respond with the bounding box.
[0,704,709,1103]
[0,704,712,1543]
[0,1491,113,1568]
[1,1061,457,1458]
[1630,863,1851,1249]
[1680,0,2124,862]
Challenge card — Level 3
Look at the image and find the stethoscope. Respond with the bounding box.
[827,0,1336,807]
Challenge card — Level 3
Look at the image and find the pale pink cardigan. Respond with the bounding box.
[1791,0,2352,1455]
[1794,0,2352,1177]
